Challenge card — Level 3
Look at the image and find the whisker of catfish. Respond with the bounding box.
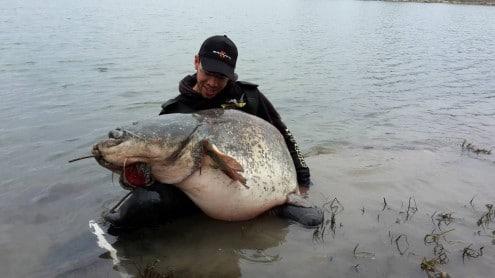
[68,155,95,163]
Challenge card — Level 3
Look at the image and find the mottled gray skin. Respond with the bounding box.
[93,109,299,221]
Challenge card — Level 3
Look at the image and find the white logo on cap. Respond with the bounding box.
[212,50,232,61]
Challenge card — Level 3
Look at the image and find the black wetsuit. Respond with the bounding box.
[104,75,322,230]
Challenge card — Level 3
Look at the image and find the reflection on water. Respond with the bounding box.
[100,215,289,277]
[1,0,495,277]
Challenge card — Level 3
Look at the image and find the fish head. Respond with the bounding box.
[92,115,203,188]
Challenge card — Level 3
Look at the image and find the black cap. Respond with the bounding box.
[198,35,238,80]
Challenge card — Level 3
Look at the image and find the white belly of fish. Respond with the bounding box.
[177,165,297,221]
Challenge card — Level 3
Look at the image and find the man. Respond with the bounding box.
[104,35,323,229]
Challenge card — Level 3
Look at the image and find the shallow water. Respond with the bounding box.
[1,0,494,277]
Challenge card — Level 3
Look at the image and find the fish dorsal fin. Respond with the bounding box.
[202,140,247,187]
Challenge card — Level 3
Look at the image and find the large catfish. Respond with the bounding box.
[92,109,310,221]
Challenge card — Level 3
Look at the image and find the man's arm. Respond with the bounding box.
[254,92,311,187]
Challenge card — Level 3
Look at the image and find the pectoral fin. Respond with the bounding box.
[202,140,248,187]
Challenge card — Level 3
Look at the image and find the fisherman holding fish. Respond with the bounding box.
[104,35,322,229]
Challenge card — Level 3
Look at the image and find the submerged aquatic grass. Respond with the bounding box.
[461,140,492,155]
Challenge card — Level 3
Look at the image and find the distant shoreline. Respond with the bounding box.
[381,0,495,6]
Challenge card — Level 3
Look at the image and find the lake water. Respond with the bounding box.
[1,0,495,277]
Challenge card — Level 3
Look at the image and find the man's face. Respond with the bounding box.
[193,55,229,99]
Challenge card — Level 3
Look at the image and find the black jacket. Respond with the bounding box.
[160,74,311,186]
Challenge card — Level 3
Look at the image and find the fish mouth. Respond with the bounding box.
[120,162,154,188]
[92,140,155,189]
[96,157,155,189]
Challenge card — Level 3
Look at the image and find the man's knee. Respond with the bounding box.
[103,184,199,228]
